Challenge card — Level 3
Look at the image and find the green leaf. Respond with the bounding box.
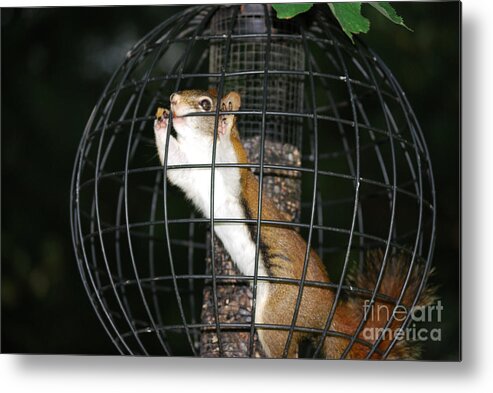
[328,2,370,42]
[369,2,412,31]
[272,3,313,19]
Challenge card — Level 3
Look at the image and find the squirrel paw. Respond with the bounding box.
[154,107,169,131]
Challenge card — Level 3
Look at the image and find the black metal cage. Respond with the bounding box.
[70,4,436,358]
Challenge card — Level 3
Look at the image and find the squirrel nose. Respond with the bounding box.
[170,93,179,107]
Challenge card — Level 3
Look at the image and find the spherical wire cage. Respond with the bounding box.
[70,4,436,358]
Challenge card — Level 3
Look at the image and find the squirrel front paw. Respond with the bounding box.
[154,107,170,131]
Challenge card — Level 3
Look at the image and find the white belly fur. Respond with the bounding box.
[176,137,269,324]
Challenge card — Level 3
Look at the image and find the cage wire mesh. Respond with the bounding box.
[70,4,436,358]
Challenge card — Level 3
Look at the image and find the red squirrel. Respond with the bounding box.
[153,89,435,359]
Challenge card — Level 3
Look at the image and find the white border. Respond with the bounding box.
[2,0,492,391]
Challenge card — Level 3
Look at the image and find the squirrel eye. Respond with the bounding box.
[199,98,212,111]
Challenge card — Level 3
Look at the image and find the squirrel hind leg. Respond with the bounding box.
[321,335,378,360]
[257,329,300,359]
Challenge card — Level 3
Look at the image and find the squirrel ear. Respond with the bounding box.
[221,91,241,111]
[208,87,218,98]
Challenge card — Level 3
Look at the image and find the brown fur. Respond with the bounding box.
[221,90,436,360]
[171,89,437,359]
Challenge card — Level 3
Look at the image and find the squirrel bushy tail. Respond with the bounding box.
[322,250,437,360]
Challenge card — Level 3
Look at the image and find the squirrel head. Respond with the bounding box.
[169,89,241,141]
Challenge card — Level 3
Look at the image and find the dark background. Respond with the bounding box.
[1,2,460,359]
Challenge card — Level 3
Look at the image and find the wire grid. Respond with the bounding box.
[70,4,436,358]
[209,5,305,146]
